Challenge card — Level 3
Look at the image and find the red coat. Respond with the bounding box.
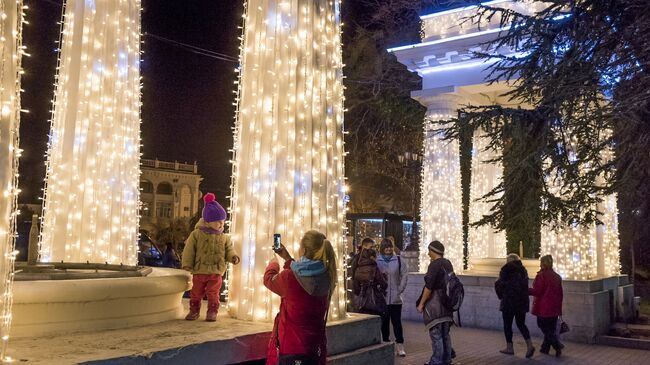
[528,268,563,317]
[264,260,329,365]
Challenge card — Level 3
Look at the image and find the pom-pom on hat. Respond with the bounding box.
[202,193,227,223]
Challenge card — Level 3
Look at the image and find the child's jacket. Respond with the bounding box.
[182,219,237,275]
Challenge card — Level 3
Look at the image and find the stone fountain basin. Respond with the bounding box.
[11,266,191,338]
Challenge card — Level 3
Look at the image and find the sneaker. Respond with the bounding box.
[396,343,406,357]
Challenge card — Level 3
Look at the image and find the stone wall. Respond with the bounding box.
[402,273,635,344]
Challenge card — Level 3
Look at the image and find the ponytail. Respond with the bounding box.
[321,239,338,297]
[302,230,338,296]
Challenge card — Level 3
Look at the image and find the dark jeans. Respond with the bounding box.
[428,321,452,365]
[502,310,531,342]
[381,304,404,343]
[537,316,561,351]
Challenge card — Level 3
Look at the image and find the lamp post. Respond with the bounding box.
[398,151,423,251]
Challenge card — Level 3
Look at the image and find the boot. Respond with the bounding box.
[499,342,514,355]
[185,300,201,321]
[205,303,218,322]
[396,343,406,357]
[539,341,550,355]
[525,338,535,358]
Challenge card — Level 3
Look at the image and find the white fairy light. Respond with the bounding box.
[468,128,506,262]
[0,0,26,359]
[227,0,348,322]
[541,132,620,280]
[40,0,142,265]
[419,97,464,272]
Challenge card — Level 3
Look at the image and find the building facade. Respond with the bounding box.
[139,159,202,234]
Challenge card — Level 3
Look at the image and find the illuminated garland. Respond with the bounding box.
[40,0,142,265]
[419,96,464,272]
[0,0,26,359]
[468,128,506,262]
[227,0,348,321]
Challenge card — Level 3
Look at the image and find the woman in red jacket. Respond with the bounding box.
[528,255,564,357]
[264,230,337,365]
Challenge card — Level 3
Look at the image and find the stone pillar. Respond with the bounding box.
[227,0,347,321]
[419,94,464,272]
[40,0,142,265]
[0,1,25,356]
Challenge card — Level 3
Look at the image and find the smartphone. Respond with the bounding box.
[273,234,282,251]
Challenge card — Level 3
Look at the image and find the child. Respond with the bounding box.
[182,193,240,321]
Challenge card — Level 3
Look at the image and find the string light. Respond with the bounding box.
[419,0,548,42]
[468,128,506,263]
[227,0,348,322]
[419,96,464,273]
[541,132,620,280]
[40,0,142,265]
[0,0,26,359]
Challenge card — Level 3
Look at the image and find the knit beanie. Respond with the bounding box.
[202,193,227,223]
[428,240,445,255]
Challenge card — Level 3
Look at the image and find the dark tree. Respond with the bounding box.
[440,0,650,272]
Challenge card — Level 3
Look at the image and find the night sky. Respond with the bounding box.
[19,0,244,204]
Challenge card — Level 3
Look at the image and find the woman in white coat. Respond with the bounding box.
[376,238,409,357]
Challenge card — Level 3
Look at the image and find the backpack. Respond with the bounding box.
[443,268,464,313]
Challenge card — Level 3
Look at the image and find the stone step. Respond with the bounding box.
[597,335,650,351]
[327,342,395,365]
[327,314,383,355]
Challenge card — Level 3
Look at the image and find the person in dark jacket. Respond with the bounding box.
[352,243,387,314]
[162,242,180,268]
[417,240,453,365]
[495,253,534,358]
[264,230,338,365]
[529,254,564,357]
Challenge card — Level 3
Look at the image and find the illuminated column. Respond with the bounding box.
[0,0,26,358]
[228,0,347,321]
[541,156,620,280]
[468,128,506,261]
[40,0,142,265]
[419,95,464,272]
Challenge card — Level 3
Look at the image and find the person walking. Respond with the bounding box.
[495,253,535,358]
[417,241,454,365]
[529,254,564,357]
[376,239,409,357]
[264,230,338,365]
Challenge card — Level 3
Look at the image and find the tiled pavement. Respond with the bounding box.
[394,320,650,365]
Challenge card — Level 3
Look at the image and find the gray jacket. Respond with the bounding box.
[376,255,408,305]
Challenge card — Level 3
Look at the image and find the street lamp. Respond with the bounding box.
[398,151,423,251]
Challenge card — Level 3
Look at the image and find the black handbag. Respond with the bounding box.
[559,317,570,334]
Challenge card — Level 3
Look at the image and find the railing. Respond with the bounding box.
[141,159,198,173]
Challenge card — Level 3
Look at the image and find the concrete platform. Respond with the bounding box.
[402,272,635,343]
[5,300,394,365]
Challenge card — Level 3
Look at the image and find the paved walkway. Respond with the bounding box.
[394,320,650,365]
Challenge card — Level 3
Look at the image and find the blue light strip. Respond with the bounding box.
[419,0,510,20]
[387,25,511,53]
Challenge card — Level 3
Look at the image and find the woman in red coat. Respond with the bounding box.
[528,254,564,357]
[264,230,337,365]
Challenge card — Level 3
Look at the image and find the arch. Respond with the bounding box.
[156,182,173,195]
[140,179,154,194]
